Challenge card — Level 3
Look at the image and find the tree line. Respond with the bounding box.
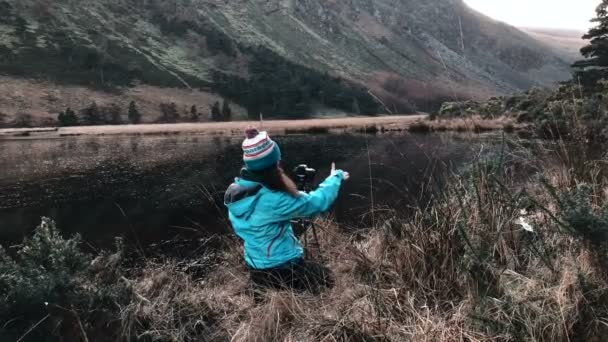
[212,46,381,119]
[56,99,233,127]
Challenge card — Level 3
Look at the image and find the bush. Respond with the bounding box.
[12,112,34,128]
[443,81,608,141]
[541,182,608,247]
[128,101,141,124]
[159,102,180,123]
[0,112,9,128]
[58,107,79,127]
[437,100,481,118]
[0,218,129,341]
[408,120,432,133]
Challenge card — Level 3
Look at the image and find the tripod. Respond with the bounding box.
[294,180,323,260]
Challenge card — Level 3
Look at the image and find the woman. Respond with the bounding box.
[224,128,349,293]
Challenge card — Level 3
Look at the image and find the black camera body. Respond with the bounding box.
[293,164,316,191]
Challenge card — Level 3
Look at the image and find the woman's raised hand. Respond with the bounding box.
[331,162,350,181]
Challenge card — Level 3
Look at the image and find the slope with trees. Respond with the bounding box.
[0,0,575,125]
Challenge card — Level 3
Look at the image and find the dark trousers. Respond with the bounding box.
[248,258,334,294]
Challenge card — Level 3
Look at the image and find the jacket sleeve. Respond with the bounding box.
[271,170,344,221]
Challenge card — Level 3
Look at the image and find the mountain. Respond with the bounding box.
[0,0,574,124]
[521,28,586,63]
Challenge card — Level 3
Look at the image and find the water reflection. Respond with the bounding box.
[0,132,484,246]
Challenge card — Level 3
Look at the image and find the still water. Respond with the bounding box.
[0,132,487,246]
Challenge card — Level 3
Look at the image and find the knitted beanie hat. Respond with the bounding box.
[242,127,281,171]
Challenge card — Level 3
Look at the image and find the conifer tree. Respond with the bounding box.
[64,107,78,126]
[159,102,180,123]
[573,1,608,81]
[211,101,222,121]
[222,99,232,121]
[109,103,122,125]
[15,17,27,41]
[190,105,200,122]
[128,101,141,124]
[57,111,66,126]
[82,102,100,125]
[352,97,361,115]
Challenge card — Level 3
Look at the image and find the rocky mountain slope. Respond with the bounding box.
[0,0,574,123]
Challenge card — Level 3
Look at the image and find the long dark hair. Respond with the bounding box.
[261,165,300,197]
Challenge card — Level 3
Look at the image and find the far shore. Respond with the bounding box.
[0,115,427,139]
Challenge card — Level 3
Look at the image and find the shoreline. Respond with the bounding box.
[0,115,426,139]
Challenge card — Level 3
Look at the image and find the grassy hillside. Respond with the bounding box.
[0,75,249,126]
[0,0,573,124]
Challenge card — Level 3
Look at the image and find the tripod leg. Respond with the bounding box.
[304,229,309,259]
[311,223,322,259]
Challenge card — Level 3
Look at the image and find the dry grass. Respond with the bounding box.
[110,139,608,341]
[4,116,606,341]
[0,115,426,139]
[3,132,606,341]
[410,116,521,133]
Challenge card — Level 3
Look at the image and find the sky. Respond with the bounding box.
[464,0,598,31]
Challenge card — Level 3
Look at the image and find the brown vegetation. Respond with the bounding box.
[3,127,608,341]
[367,72,477,114]
[0,115,426,139]
[409,116,520,133]
[113,135,607,341]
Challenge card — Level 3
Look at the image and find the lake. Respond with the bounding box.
[0,132,493,247]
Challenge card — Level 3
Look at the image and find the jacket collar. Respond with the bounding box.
[240,167,265,183]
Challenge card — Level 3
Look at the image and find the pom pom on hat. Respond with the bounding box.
[241,127,281,171]
[245,126,259,139]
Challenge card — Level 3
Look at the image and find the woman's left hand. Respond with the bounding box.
[331,162,350,181]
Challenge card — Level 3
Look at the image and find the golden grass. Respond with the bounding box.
[119,222,603,341]
[113,146,608,341]
[0,115,426,139]
[5,118,607,341]
[410,116,521,133]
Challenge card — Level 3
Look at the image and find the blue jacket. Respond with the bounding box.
[224,171,344,270]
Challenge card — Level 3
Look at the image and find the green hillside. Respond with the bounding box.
[0,0,574,119]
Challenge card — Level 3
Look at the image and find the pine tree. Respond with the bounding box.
[222,99,232,121]
[109,103,122,125]
[64,108,78,126]
[128,101,141,124]
[159,102,180,123]
[352,97,361,114]
[211,101,222,121]
[57,111,66,127]
[190,105,200,122]
[15,17,27,41]
[82,102,100,125]
[58,109,79,127]
[573,1,608,81]
[169,102,180,122]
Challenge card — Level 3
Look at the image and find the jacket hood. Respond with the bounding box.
[224,179,263,218]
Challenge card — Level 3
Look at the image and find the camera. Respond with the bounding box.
[293,164,316,190]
